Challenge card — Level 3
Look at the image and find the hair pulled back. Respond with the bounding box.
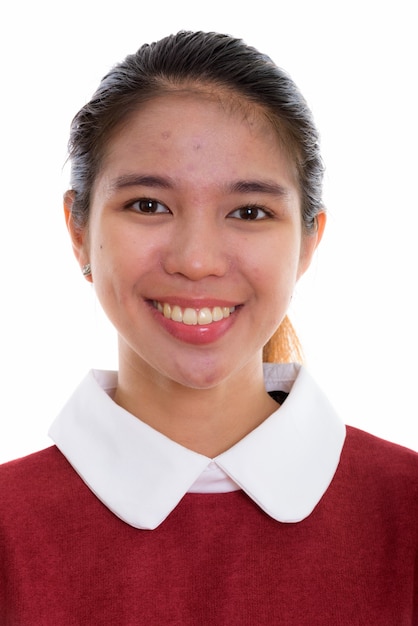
[67,31,325,363]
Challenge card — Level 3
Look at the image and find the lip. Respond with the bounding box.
[147,298,240,345]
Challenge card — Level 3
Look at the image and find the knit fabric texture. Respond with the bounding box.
[1,426,417,625]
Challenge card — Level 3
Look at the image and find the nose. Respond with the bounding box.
[162,216,229,280]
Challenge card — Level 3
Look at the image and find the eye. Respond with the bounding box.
[228,205,272,220]
[130,198,170,214]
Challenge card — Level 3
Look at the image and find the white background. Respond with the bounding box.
[1,0,417,462]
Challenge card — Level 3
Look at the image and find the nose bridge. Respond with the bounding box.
[164,211,227,279]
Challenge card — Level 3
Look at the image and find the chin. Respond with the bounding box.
[166,360,232,390]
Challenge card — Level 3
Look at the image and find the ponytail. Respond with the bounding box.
[263,316,303,364]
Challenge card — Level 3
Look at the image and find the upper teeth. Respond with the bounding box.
[154,301,235,325]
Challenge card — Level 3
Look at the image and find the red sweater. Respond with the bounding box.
[1,426,417,625]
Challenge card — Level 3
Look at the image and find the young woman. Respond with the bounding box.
[1,31,417,625]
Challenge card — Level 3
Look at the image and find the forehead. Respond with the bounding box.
[98,88,298,185]
[110,86,274,145]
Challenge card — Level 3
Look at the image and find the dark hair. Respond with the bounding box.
[67,30,325,363]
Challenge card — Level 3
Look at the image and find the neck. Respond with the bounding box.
[113,356,279,457]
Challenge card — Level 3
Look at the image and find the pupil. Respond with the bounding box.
[242,207,257,219]
[141,200,156,212]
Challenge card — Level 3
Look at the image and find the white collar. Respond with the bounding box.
[49,364,345,530]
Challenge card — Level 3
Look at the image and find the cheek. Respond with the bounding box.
[90,225,147,267]
[248,236,301,282]
[92,230,164,303]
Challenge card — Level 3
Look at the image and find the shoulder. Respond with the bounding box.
[0,446,69,484]
[0,447,77,521]
[341,425,418,499]
[322,427,418,542]
[344,425,418,466]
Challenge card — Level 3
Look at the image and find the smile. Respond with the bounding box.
[153,301,236,326]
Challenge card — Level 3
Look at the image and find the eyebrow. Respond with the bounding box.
[228,180,290,197]
[109,174,174,191]
[108,174,290,197]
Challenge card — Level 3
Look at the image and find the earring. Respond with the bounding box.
[82,263,92,276]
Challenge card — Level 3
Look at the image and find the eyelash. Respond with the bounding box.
[228,204,273,221]
[127,198,273,221]
[128,199,170,214]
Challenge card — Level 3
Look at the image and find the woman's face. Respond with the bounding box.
[67,91,323,390]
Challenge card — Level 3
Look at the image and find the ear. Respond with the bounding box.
[297,211,326,279]
[64,190,92,281]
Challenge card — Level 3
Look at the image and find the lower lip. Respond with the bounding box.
[149,304,239,345]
